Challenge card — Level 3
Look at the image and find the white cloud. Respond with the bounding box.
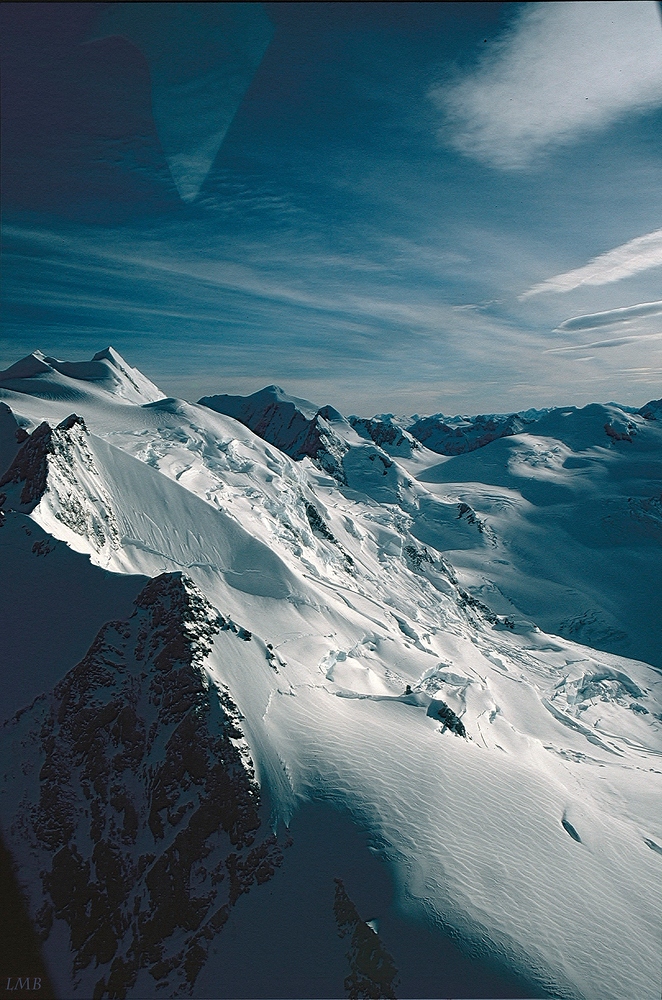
[521,229,662,297]
[431,1,662,169]
[544,332,661,352]
[555,300,662,331]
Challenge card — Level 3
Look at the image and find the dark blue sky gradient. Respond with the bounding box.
[2,2,661,413]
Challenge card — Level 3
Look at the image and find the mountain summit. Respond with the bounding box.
[0,347,165,405]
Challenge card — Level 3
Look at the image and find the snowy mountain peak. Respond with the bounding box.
[197,384,423,492]
[199,385,354,482]
[1,570,283,999]
[0,347,165,405]
[0,412,120,556]
[200,384,320,424]
[91,346,127,365]
[1,347,661,1000]
[639,397,662,421]
[0,351,54,380]
[350,414,422,458]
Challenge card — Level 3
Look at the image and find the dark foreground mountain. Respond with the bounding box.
[2,572,283,998]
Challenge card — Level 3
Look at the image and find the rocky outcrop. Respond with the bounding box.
[408,411,533,456]
[433,701,467,738]
[296,412,349,483]
[0,414,120,552]
[305,501,354,571]
[333,878,399,999]
[0,419,57,510]
[199,386,351,483]
[1,573,283,999]
[639,398,662,421]
[349,416,420,458]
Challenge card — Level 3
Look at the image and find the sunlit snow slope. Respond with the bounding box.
[1,349,660,1000]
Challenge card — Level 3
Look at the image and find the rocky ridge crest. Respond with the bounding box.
[2,573,283,999]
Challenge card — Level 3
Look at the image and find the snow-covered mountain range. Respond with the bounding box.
[1,348,660,1000]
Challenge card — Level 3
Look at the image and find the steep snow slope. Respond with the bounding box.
[1,349,661,1000]
[196,380,662,667]
[197,383,430,500]
[198,384,355,482]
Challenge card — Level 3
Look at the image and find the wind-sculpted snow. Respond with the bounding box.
[262,648,661,1000]
[0,573,284,999]
[1,347,661,999]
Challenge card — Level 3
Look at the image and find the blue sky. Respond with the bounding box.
[2,1,661,414]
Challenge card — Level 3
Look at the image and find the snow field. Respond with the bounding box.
[261,684,661,1000]
[1,350,661,999]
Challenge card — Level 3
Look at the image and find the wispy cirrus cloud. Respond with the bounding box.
[430,1,662,170]
[554,300,662,332]
[545,332,662,353]
[521,229,662,298]
[4,216,661,412]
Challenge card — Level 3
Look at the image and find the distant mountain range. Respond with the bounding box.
[1,349,660,1000]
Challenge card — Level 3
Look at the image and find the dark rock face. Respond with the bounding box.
[306,501,335,541]
[403,543,433,570]
[434,702,466,738]
[0,830,57,999]
[297,414,349,483]
[333,878,399,999]
[305,502,354,570]
[1,573,283,998]
[349,417,420,458]
[0,421,55,509]
[456,587,513,631]
[604,421,635,443]
[0,413,120,550]
[0,414,88,510]
[198,387,350,483]
[408,412,530,456]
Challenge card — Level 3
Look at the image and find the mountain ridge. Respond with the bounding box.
[2,571,284,999]
[1,346,660,1000]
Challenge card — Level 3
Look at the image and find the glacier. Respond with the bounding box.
[0,349,660,1000]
